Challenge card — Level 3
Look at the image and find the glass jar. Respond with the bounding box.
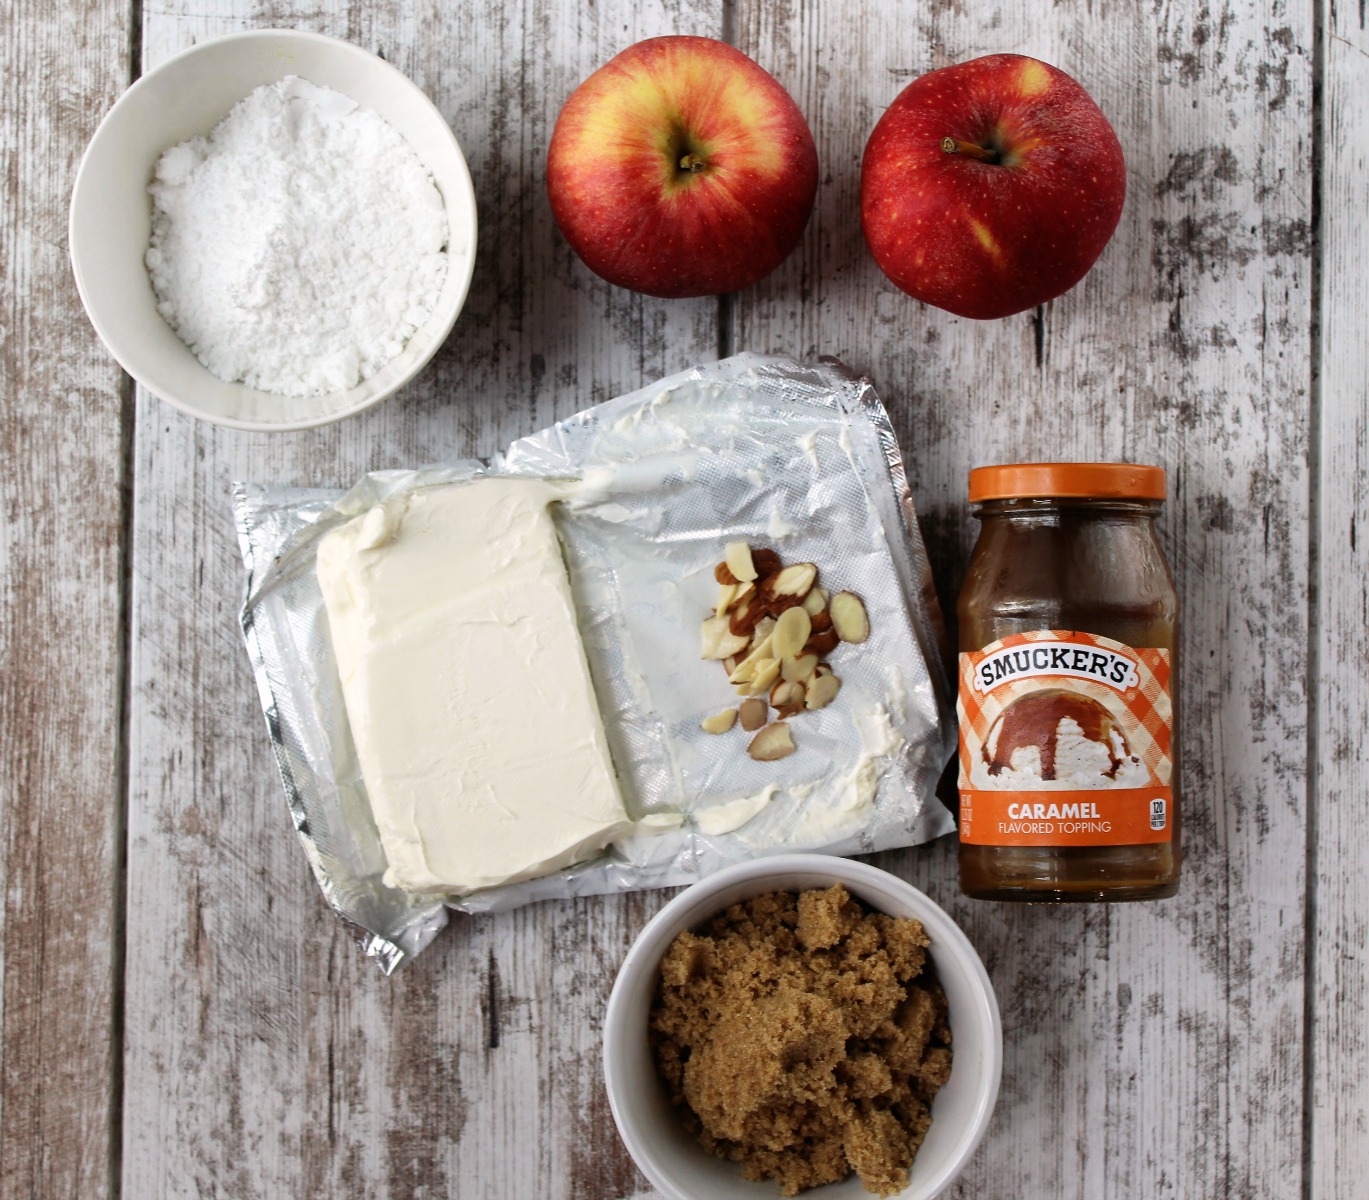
[956,463,1180,901]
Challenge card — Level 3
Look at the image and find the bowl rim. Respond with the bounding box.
[603,853,1002,1200]
[67,27,478,432]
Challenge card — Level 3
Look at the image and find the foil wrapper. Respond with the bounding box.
[235,354,955,971]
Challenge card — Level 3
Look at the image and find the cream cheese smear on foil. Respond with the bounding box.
[315,478,632,893]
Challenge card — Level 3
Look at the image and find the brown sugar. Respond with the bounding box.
[649,885,953,1197]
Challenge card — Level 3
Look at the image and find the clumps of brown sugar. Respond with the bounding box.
[650,885,953,1197]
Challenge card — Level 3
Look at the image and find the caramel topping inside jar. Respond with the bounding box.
[956,464,1181,902]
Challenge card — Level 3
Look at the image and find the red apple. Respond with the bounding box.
[546,36,818,298]
[860,54,1126,320]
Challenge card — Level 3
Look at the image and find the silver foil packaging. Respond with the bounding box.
[234,354,955,971]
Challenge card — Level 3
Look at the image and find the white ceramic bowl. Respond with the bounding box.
[604,855,1001,1200]
[68,29,478,431]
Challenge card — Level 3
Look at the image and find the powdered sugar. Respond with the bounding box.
[146,76,448,397]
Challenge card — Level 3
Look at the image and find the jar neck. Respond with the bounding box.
[973,497,1164,519]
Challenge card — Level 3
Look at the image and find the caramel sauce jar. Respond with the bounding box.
[956,464,1181,902]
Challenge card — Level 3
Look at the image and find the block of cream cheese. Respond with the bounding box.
[316,479,631,893]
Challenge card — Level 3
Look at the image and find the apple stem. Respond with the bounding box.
[941,137,997,163]
[679,152,706,173]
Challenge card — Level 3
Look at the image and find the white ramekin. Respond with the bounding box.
[69,29,477,431]
[603,854,1002,1200]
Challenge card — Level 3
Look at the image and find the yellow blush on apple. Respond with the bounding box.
[860,53,1127,320]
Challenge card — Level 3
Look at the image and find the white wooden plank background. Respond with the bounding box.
[0,3,130,1198]
[1311,0,1369,1195]
[1,0,1365,1197]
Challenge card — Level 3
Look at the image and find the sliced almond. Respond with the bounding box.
[728,593,771,639]
[749,658,781,696]
[771,606,813,661]
[815,663,833,678]
[730,632,776,683]
[739,697,769,731]
[718,631,752,659]
[751,615,776,649]
[805,628,840,657]
[801,586,829,617]
[729,655,765,686]
[829,591,870,644]
[747,722,796,761]
[699,615,725,659]
[722,654,740,676]
[727,597,754,637]
[701,615,749,660]
[714,561,739,585]
[805,673,842,711]
[714,583,738,618]
[725,541,757,583]
[771,679,806,717]
[770,562,817,599]
[751,548,782,578]
[782,653,819,683]
[717,580,761,618]
[761,589,802,619]
[700,709,737,734]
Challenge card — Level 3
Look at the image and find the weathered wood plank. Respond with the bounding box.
[736,3,1313,1197]
[0,5,130,1199]
[1310,1,1369,1194]
[119,3,720,1197]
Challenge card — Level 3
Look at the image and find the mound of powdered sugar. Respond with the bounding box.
[146,76,449,398]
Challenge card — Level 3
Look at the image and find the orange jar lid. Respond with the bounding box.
[968,462,1166,502]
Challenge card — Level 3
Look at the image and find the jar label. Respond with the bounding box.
[958,631,1172,846]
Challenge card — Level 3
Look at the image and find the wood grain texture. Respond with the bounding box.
[736,2,1313,1197]
[118,2,720,1197]
[4,0,1362,1195]
[0,4,130,1199]
[1310,0,1369,1194]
